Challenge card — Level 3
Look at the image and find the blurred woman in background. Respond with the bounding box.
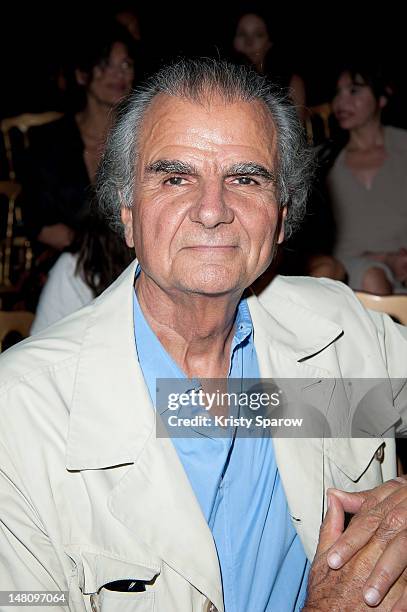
[327,58,407,294]
[231,11,306,116]
[23,24,136,251]
[30,208,133,333]
[21,23,137,308]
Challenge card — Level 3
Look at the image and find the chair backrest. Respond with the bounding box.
[355,291,407,326]
[0,111,63,180]
[0,310,34,352]
[0,180,32,288]
[305,102,333,145]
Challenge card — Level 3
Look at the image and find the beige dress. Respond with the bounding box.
[327,126,407,291]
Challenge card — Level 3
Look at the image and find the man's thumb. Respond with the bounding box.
[317,491,345,554]
[328,488,366,514]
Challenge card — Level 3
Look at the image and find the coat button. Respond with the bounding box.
[375,445,385,463]
[204,602,218,612]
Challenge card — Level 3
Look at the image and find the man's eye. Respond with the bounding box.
[233,176,257,186]
[164,176,186,186]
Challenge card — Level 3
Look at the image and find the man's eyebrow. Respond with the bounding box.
[225,162,276,182]
[145,159,276,182]
[146,159,198,175]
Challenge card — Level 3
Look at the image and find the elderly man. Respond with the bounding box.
[1,59,407,612]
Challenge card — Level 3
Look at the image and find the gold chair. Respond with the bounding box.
[0,310,34,352]
[305,102,332,144]
[0,111,63,180]
[355,291,407,326]
[0,113,62,294]
[0,181,32,289]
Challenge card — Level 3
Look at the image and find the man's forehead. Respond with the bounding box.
[137,93,277,165]
[140,92,275,130]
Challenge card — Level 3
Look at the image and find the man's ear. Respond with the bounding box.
[277,206,287,244]
[121,205,134,248]
[379,95,388,110]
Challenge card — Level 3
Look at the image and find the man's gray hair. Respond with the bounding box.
[96,58,314,239]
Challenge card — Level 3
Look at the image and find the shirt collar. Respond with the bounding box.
[132,284,254,412]
[231,296,253,349]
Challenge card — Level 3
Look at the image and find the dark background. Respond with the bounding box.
[1,1,406,117]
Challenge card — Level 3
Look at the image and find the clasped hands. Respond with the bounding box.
[305,476,407,611]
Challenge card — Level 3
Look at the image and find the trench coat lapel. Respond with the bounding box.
[66,260,224,611]
[108,425,224,611]
[247,288,400,558]
[247,291,340,558]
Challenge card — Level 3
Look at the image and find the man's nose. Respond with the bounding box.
[189,182,234,228]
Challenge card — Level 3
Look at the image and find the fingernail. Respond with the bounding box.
[327,492,331,509]
[364,587,380,606]
[327,552,342,569]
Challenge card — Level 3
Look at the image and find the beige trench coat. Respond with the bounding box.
[1,260,406,612]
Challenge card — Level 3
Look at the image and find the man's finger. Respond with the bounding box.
[327,480,407,570]
[329,478,407,516]
[362,529,407,606]
[391,585,407,612]
[317,492,345,555]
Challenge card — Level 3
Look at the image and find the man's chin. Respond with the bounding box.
[186,285,241,297]
[176,269,244,297]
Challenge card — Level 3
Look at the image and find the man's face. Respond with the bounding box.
[121,93,285,296]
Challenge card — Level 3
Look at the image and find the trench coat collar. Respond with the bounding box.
[246,279,344,361]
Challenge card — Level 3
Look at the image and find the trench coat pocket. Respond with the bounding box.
[326,437,385,482]
[66,547,159,611]
[97,588,154,611]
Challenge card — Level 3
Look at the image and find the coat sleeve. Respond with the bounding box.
[0,438,69,602]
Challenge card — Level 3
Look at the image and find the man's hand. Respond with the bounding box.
[304,491,407,611]
[323,477,407,609]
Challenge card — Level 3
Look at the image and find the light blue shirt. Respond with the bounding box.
[133,289,309,611]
